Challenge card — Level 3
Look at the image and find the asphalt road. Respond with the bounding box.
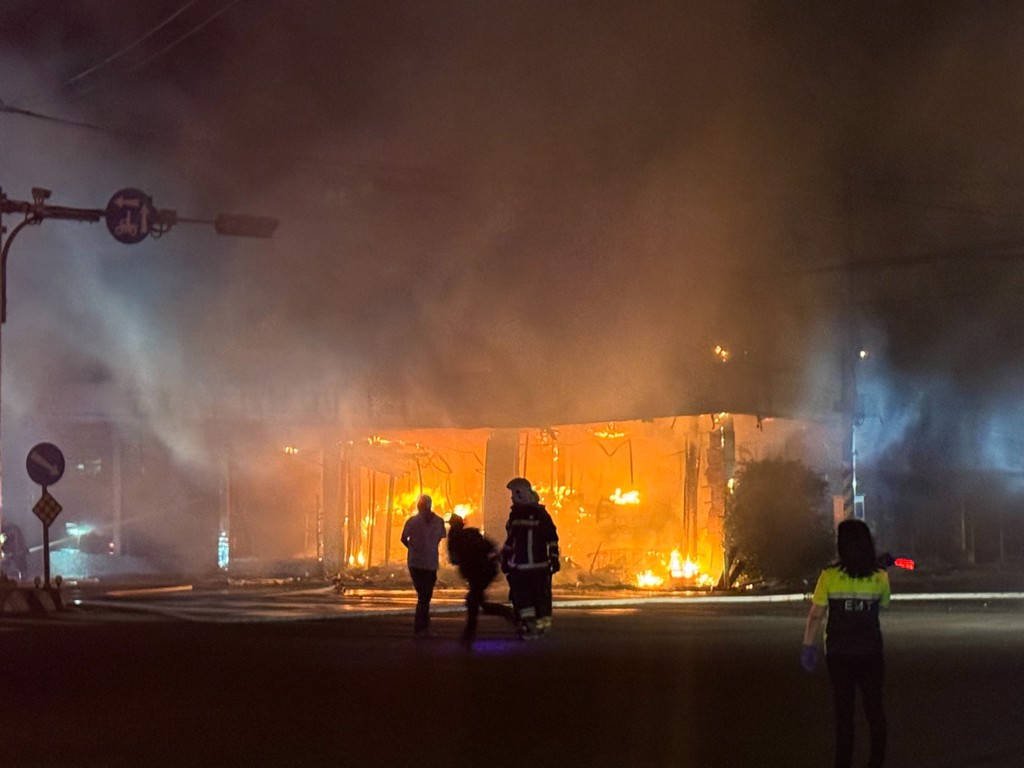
[2,597,1023,768]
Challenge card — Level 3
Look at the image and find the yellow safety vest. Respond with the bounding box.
[812,566,891,655]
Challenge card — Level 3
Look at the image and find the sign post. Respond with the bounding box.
[27,442,65,588]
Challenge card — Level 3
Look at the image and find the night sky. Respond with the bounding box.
[3,1,1024,476]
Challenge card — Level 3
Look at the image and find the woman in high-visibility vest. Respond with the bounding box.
[802,519,891,768]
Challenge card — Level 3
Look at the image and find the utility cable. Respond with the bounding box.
[61,0,202,89]
[125,0,242,75]
[0,100,147,139]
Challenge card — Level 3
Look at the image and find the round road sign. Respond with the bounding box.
[105,188,158,245]
[26,442,66,487]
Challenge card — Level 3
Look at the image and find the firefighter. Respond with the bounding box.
[500,477,560,639]
[801,519,891,768]
[446,512,511,647]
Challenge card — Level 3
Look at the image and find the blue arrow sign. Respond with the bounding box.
[105,188,157,244]
[26,442,65,487]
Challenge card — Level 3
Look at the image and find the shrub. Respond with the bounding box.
[725,458,834,585]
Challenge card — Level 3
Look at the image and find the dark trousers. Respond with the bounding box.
[827,653,886,768]
[463,573,494,641]
[409,567,437,634]
[538,572,553,619]
[507,568,549,620]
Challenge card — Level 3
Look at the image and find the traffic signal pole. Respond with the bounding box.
[0,187,102,549]
[0,186,276,572]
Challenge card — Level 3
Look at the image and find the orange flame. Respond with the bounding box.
[636,570,664,588]
[610,488,640,505]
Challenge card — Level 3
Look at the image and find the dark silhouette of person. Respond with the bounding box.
[500,477,559,639]
[802,518,891,768]
[446,512,510,647]
[529,488,558,631]
[400,494,446,637]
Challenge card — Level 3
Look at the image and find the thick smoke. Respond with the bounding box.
[3,2,1024,564]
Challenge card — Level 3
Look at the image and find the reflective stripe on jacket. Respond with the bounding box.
[501,503,559,571]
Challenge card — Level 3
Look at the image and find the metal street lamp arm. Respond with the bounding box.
[0,197,103,324]
[1,215,41,324]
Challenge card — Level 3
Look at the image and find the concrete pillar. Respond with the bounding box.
[483,429,520,539]
[321,447,343,574]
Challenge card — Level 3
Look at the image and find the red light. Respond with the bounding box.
[894,558,915,570]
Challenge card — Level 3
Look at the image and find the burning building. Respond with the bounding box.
[225,411,837,589]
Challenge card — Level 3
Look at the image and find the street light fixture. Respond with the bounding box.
[0,186,278,549]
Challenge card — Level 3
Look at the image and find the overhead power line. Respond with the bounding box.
[62,0,202,89]
[0,101,147,139]
[125,0,243,75]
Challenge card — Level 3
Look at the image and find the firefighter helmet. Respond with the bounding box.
[506,477,534,505]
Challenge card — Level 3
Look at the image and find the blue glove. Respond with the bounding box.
[800,644,819,672]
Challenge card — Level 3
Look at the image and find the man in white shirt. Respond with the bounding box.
[400,494,447,636]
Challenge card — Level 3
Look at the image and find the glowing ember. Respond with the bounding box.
[610,488,640,505]
[636,570,664,588]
